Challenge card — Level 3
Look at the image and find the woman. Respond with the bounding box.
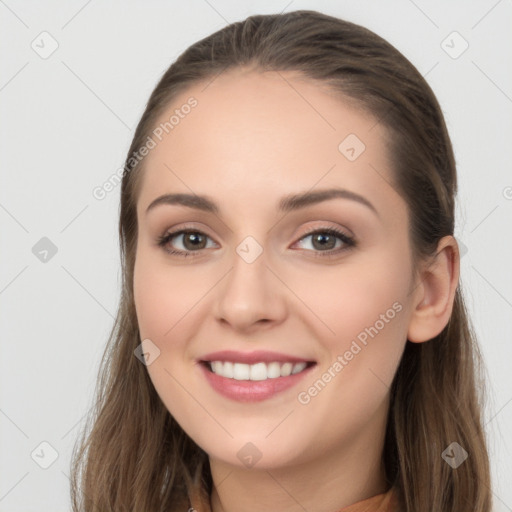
[71,10,492,512]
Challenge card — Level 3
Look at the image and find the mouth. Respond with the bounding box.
[200,360,317,381]
[197,353,317,402]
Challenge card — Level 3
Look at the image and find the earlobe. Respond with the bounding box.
[407,236,460,343]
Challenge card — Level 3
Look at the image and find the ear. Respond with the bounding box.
[407,235,460,343]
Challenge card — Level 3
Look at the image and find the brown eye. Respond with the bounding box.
[157,230,216,257]
[180,231,208,250]
[310,232,338,250]
[294,228,355,255]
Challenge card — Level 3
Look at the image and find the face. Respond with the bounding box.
[133,68,416,470]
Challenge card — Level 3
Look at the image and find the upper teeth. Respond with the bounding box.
[209,361,308,380]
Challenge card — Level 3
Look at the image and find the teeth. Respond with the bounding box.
[209,360,308,380]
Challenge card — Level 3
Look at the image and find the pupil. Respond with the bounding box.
[186,232,204,249]
[314,233,334,250]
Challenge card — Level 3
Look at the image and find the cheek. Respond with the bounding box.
[133,250,206,341]
[133,255,167,340]
[288,251,411,346]
[291,266,409,456]
[292,247,411,406]
[133,253,202,426]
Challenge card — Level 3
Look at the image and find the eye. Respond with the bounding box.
[293,227,356,257]
[156,226,356,258]
[156,229,217,257]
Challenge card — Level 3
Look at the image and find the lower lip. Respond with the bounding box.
[198,362,316,402]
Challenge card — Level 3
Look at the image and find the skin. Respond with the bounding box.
[133,68,459,512]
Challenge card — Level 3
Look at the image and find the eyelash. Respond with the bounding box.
[156,225,356,259]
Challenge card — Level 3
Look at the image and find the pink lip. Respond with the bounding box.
[198,350,315,365]
[198,360,316,402]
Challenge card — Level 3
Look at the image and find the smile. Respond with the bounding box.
[205,360,314,380]
[198,359,317,402]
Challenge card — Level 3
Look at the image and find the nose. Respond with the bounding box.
[213,242,287,333]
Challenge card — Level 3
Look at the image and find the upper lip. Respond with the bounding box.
[198,350,316,365]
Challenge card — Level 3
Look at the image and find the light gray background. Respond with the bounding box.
[1,1,511,510]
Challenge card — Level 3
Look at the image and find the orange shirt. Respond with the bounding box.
[187,485,400,512]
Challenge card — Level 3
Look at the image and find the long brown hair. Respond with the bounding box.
[70,10,492,511]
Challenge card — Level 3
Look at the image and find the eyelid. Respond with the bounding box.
[159,222,218,243]
[160,220,353,241]
[294,221,355,240]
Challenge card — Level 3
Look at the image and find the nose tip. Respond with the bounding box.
[213,248,286,332]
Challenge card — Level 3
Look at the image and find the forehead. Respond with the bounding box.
[136,69,397,215]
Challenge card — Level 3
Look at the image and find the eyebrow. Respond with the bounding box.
[145,188,379,217]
